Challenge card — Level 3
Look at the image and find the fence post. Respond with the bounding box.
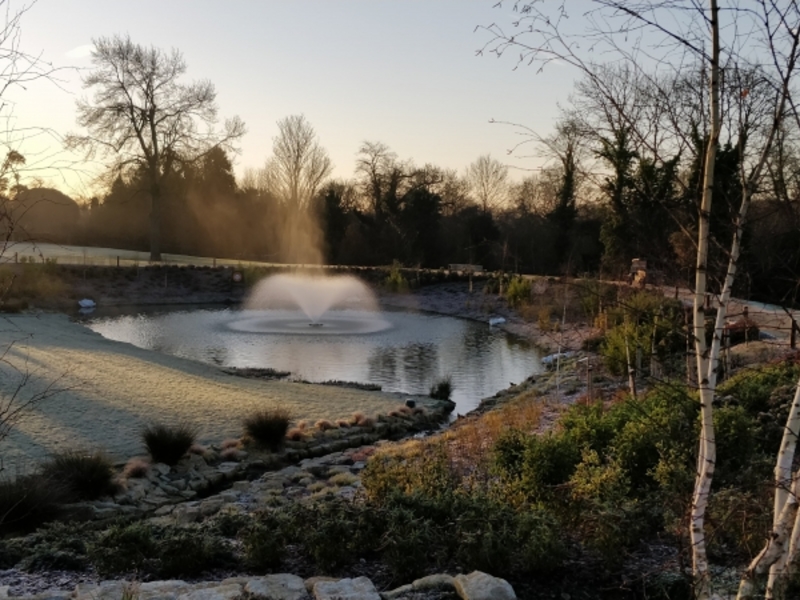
[116,256,120,268]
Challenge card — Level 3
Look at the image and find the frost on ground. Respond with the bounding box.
[0,314,398,474]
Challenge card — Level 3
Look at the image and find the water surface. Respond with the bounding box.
[85,307,543,414]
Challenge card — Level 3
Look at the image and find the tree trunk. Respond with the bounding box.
[149,180,162,262]
[736,380,800,598]
[690,3,720,598]
[738,478,799,600]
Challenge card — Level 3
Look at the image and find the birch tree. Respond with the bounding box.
[262,114,332,210]
[480,2,800,598]
[466,154,509,214]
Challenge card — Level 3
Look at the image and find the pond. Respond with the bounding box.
[84,306,543,415]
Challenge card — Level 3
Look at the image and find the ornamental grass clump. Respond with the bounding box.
[123,457,150,479]
[0,473,66,533]
[40,449,119,501]
[429,376,453,401]
[141,421,199,466]
[243,406,292,450]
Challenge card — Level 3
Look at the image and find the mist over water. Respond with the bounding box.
[244,273,379,323]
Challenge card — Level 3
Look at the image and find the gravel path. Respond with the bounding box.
[0,314,402,474]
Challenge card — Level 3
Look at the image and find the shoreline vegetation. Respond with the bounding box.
[1,264,798,599]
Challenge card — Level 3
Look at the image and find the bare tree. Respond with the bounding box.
[0,0,72,500]
[466,154,508,214]
[433,168,471,216]
[262,114,332,210]
[480,2,800,598]
[68,34,245,261]
[355,140,399,216]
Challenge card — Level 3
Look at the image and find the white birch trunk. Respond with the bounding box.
[732,21,800,595]
[741,379,800,599]
[690,5,720,599]
[738,477,800,600]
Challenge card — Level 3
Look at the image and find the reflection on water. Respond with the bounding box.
[84,307,543,414]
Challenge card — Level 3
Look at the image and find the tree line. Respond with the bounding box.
[4,31,800,307]
[20,36,789,307]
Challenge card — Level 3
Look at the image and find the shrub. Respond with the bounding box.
[14,521,91,572]
[577,280,618,322]
[211,508,252,537]
[599,292,686,377]
[91,522,234,578]
[242,510,291,570]
[91,522,157,576]
[362,439,459,503]
[141,421,198,465]
[505,276,531,308]
[0,264,67,308]
[285,427,305,441]
[493,431,581,505]
[429,376,453,401]
[706,487,773,563]
[155,526,234,578]
[243,406,292,451]
[0,473,66,533]
[717,359,800,415]
[537,305,557,332]
[384,261,409,293]
[314,419,335,431]
[40,450,119,501]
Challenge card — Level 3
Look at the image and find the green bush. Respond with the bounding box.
[243,407,292,451]
[428,376,453,401]
[141,421,198,465]
[577,280,618,322]
[482,274,506,295]
[489,384,701,563]
[245,491,564,582]
[40,450,118,501]
[212,509,252,538]
[384,261,409,293]
[377,491,563,580]
[362,440,459,503]
[155,526,234,578]
[493,430,581,505]
[0,473,67,533]
[91,522,233,578]
[706,487,773,563]
[91,522,157,576]
[292,498,383,572]
[242,510,290,571]
[717,360,800,415]
[505,276,531,308]
[13,521,91,572]
[599,292,686,376]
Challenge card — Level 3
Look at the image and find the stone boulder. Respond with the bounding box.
[312,577,380,600]
[453,571,516,600]
[245,574,309,600]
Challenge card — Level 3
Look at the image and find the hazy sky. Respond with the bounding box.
[8,0,580,197]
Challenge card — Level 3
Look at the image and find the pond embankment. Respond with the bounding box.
[0,314,441,474]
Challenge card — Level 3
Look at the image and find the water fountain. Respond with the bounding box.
[86,273,543,413]
[227,273,392,335]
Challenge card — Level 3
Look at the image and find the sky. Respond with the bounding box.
[6,0,581,198]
